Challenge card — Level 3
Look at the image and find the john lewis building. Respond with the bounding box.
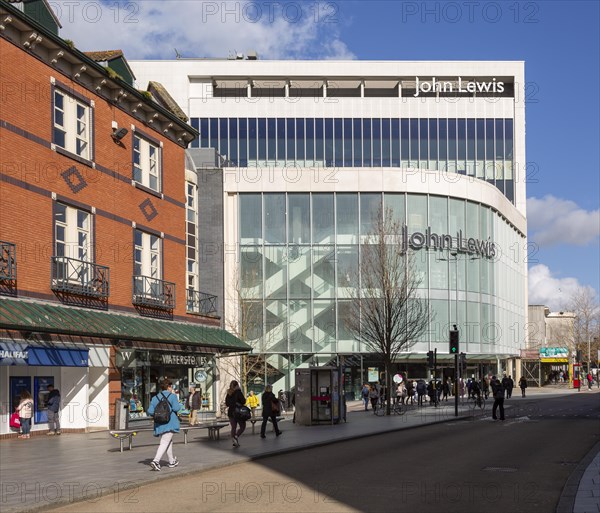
[131,59,527,395]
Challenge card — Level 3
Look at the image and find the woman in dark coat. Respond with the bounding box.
[225,380,246,447]
[260,385,282,438]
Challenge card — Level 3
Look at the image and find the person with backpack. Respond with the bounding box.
[225,380,247,448]
[147,379,182,471]
[490,376,505,421]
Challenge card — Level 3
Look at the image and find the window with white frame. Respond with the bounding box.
[133,134,161,192]
[134,229,161,280]
[53,203,92,286]
[53,89,91,159]
[55,203,91,261]
[186,181,199,301]
[133,229,163,301]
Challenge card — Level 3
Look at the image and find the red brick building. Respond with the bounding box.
[0,0,247,436]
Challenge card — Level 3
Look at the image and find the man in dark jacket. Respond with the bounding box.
[416,380,426,406]
[491,376,505,421]
[260,385,282,438]
[46,384,61,435]
[506,376,514,398]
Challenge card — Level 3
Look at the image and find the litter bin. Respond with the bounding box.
[114,399,129,430]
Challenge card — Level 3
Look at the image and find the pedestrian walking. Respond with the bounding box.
[17,390,34,439]
[369,385,379,413]
[416,379,426,406]
[246,390,260,417]
[277,390,287,413]
[396,382,406,404]
[482,378,490,399]
[406,380,414,405]
[427,380,437,406]
[225,380,247,447]
[442,379,450,402]
[519,376,528,397]
[186,384,201,426]
[501,375,510,398]
[361,383,370,411]
[147,379,182,471]
[587,372,593,390]
[506,376,514,398]
[490,376,505,421]
[46,384,61,435]
[260,385,282,438]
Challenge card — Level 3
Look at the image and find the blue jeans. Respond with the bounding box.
[20,417,31,435]
[363,397,369,410]
[48,410,60,432]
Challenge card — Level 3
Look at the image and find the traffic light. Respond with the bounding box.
[427,350,435,368]
[449,330,459,354]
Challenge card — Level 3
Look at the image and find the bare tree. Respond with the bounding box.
[568,287,600,370]
[346,206,432,415]
[224,265,278,395]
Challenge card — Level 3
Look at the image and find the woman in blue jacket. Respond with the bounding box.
[147,379,182,471]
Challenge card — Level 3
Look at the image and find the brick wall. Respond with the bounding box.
[0,38,216,324]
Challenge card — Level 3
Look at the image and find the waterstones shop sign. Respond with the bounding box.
[401,225,496,259]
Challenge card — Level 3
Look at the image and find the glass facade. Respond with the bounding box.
[193,117,515,202]
[239,192,525,354]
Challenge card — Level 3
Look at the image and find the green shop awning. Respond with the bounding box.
[0,298,250,353]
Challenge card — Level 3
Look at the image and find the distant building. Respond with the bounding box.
[524,306,575,385]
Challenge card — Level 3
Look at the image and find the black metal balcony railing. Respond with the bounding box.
[0,241,17,281]
[132,275,176,310]
[186,288,218,315]
[51,256,110,298]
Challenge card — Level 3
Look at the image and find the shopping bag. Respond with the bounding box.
[9,413,21,429]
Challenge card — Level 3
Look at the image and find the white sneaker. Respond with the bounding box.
[168,458,179,468]
[149,460,161,471]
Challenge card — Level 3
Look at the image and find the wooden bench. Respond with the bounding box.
[109,421,228,451]
[181,421,229,442]
[248,416,286,434]
[109,428,152,452]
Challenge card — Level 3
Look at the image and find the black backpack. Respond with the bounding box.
[153,392,172,424]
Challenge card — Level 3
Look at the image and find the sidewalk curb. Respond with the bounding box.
[556,440,600,513]
[37,411,474,513]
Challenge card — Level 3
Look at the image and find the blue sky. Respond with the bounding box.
[56,0,600,310]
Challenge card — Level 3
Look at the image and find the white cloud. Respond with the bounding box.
[50,1,355,60]
[528,264,596,311]
[528,195,600,247]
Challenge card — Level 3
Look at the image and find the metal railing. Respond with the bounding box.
[132,275,176,309]
[51,256,110,298]
[0,241,17,281]
[186,288,218,315]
